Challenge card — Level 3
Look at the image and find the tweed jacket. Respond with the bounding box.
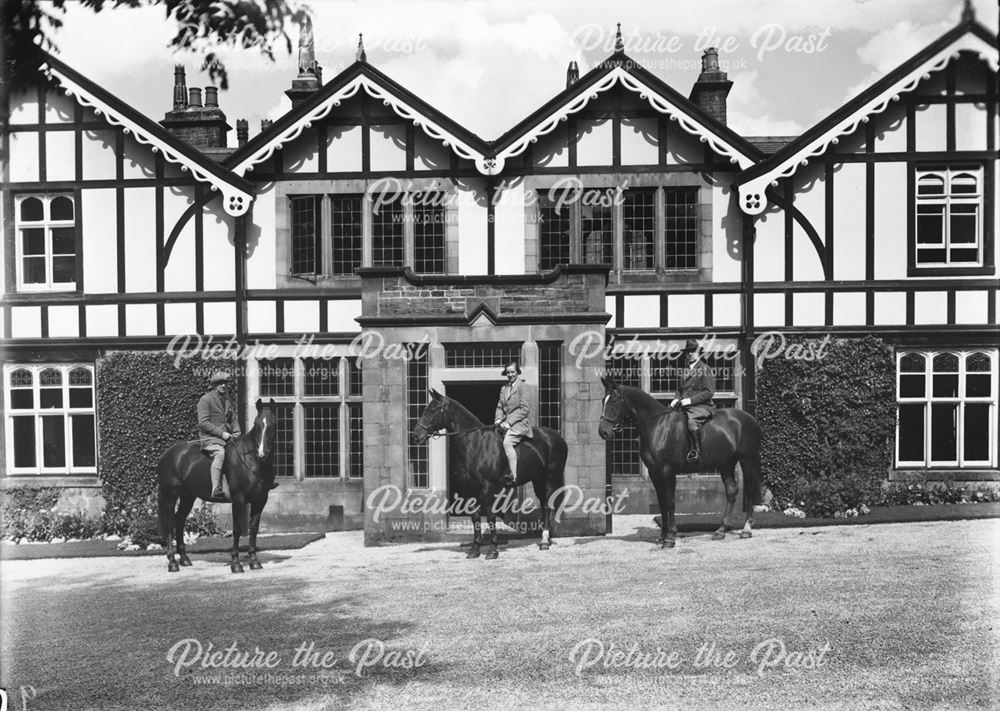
[495,379,533,438]
[197,390,237,448]
[676,359,717,409]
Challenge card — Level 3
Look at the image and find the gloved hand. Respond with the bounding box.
[670,399,679,408]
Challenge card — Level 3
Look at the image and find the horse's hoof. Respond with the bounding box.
[231,562,245,573]
[661,538,676,549]
[485,549,499,560]
[178,554,192,567]
[168,561,180,573]
[249,559,263,571]
[538,542,550,551]
[466,547,481,559]
[711,531,726,540]
[739,531,753,539]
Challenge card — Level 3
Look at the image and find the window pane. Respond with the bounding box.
[371,194,404,267]
[917,174,945,195]
[12,416,37,467]
[950,173,978,194]
[22,257,46,284]
[51,196,74,220]
[40,388,63,408]
[622,190,655,271]
[933,353,958,372]
[302,358,338,397]
[22,228,45,255]
[900,353,926,373]
[271,403,295,477]
[290,196,318,274]
[347,357,362,397]
[967,352,992,372]
[348,402,364,478]
[664,188,698,269]
[932,373,958,398]
[20,197,44,221]
[963,403,990,461]
[899,374,925,398]
[898,404,924,462]
[917,248,946,264]
[930,404,957,462]
[966,374,991,398]
[42,416,67,467]
[69,387,93,408]
[52,227,75,254]
[916,212,943,245]
[303,404,339,477]
[949,248,979,264]
[69,367,92,385]
[259,358,295,397]
[71,414,95,467]
[538,194,570,271]
[330,195,363,276]
[950,212,977,245]
[581,192,614,266]
[52,256,76,283]
[11,389,34,409]
[413,193,446,274]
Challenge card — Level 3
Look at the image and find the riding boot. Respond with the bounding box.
[501,452,518,487]
[687,429,702,462]
[210,459,226,499]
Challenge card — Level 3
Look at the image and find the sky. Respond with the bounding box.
[42,0,999,147]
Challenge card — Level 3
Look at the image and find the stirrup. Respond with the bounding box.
[686,448,700,462]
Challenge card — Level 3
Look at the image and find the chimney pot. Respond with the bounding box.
[689,49,732,125]
[204,86,219,108]
[236,119,249,147]
[188,88,203,108]
[566,61,580,88]
[172,65,187,109]
[261,119,273,132]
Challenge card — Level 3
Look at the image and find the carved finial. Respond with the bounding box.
[614,23,624,53]
[356,33,367,63]
[961,0,975,22]
[298,15,316,76]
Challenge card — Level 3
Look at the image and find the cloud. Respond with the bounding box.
[726,70,805,137]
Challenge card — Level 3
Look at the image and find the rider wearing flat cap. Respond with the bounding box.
[198,371,240,499]
[670,339,716,462]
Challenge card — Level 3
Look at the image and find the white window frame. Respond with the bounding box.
[250,353,363,480]
[14,194,78,292]
[914,166,983,268]
[4,363,97,475]
[896,349,998,468]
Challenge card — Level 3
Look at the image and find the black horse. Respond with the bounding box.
[411,389,568,559]
[157,398,278,573]
[598,377,763,548]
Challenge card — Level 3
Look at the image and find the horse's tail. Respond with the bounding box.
[738,413,764,512]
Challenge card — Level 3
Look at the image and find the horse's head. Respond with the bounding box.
[598,376,631,441]
[252,398,278,459]
[411,388,449,445]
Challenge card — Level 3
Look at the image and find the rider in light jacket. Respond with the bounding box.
[494,361,533,486]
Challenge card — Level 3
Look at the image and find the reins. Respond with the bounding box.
[421,424,496,439]
[603,391,680,431]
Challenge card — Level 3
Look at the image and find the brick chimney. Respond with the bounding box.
[161,66,231,149]
[688,48,733,125]
[236,119,249,147]
[286,15,323,108]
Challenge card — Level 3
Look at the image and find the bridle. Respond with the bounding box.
[601,388,677,432]
[413,419,494,440]
[227,412,274,471]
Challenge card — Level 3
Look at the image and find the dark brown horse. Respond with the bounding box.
[598,377,763,548]
[411,389,568,560]
[157,399,278,573]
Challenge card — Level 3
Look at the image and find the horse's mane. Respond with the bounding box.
[440,395,487,427]
[619,385,669,414]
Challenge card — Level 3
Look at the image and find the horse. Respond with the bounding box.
[157,398,278,573]
[598,376,763,548]
[410,389,568,560]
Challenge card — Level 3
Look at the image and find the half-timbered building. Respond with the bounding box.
[2,9,997,541]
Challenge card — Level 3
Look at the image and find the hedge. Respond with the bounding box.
[96,351,235,537]
[755,335,896,517]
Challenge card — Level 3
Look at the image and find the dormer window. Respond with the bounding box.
[915,166,983,269]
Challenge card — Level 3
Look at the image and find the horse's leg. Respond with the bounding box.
[485,509,500,560]
[739,458,760,540]
[230,502,245,573]
[714,461,738,540]
[247,497,267,571]
[173,494,196,566]
[159,487,180,572]
[467,504,482,559]
[658,469,678,548]
[532,478,550,551]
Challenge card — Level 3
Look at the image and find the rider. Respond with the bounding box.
[198,371,240,499]
[670,339,716,462]
[494,361,533,486]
